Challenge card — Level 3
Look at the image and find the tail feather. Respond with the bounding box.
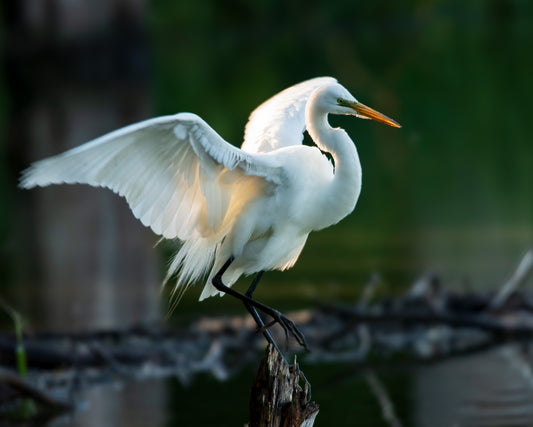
[166,234,219,304]
[199,253,242,301]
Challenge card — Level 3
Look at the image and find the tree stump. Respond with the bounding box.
[249,345,319,427]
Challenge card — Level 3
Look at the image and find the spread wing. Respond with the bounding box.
[242,76,337,153]
[20,113,282,240]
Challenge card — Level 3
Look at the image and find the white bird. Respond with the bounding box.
[20,77,400,350]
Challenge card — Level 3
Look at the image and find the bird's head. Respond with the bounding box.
[317,83,401,128]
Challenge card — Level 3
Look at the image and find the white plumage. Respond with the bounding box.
[243,76,336,153]
[20,77,400,304]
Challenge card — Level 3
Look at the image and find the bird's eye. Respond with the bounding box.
[337,98,344,104]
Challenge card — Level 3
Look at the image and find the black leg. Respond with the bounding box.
[245,271,264,299]
[212,257,310,352]
[241,272,284,351]
[244,270,312,400]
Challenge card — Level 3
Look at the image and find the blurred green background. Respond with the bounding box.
[4,0,532,320]
[1,1,533,426]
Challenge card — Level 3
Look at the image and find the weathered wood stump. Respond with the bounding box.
[249,345,319,427]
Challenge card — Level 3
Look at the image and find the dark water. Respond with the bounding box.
[52,345,533,427]
[2,1,533,426]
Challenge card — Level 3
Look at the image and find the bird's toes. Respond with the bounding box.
[259,310,310,351]
[278,314,310,352]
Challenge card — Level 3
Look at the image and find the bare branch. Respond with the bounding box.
[490,249,533,310]
[364,369,403,427]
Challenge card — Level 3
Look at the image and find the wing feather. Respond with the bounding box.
[242,77,337,153]
[20,113,281,241]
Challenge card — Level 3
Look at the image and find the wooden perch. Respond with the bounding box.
[249,345,319,427]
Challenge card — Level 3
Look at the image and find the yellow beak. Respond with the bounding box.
[350,102,401,128]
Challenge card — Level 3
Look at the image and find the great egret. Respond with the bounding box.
[20,77,400,351]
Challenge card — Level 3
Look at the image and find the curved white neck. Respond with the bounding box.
[306,104,362,228]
